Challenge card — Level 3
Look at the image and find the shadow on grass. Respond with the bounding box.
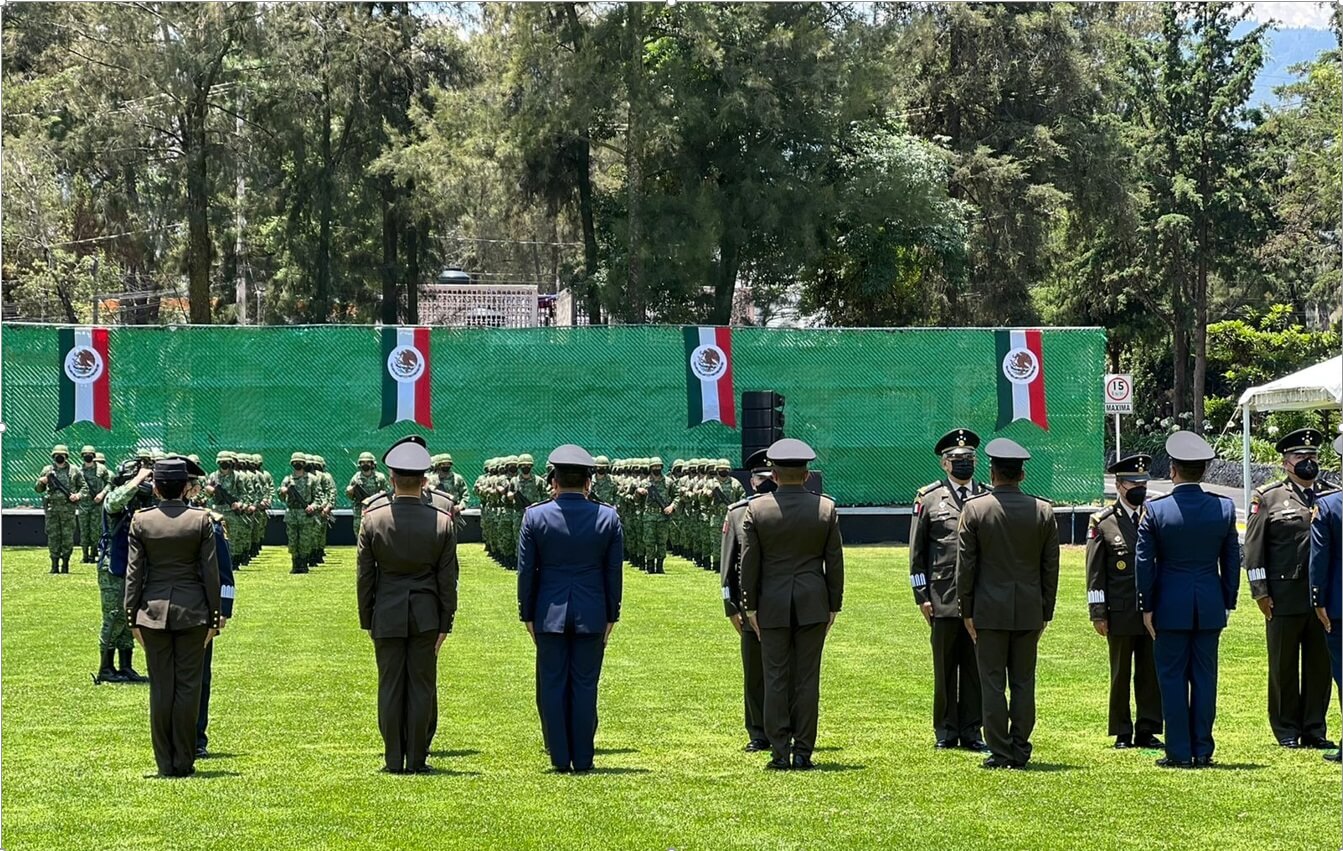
[812,746,844,753]
[143,770,241,780]
[574,767,652,776]
[1198,762,1267,771]
[807,763,865,773]
[429,749,482,759]
[414,767,483,777]
[594,747,639,755]
[1017,762,1078,773]
[201,752,240,760]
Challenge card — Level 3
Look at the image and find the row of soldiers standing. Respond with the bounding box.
[34,444,110,572]
[603,457,745,574]
[473,455,547,569]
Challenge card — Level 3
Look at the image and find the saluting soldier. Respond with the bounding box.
[1244,428,1337,750]
[956,438,1059,770]
[1309,434,1343,764]
[1087,454,1163,750]
[1135,432,1240,769]
[357,437,458,774]
[125,457,222,778]
[910,428,988,752]
[741,439,844,771]
[720,449,776,753]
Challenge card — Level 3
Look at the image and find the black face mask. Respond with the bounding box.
[83,455,96,464]
[754,477,778,494]
[1293,459,1319,480]
[1124,486,1147,507]
[52,455,67,465]
[360,465,375,473]
[950,459,975,480]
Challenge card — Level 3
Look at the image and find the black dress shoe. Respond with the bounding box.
[1155,757,1193,769]
[1324,750,1341,763]
[961,740,989,753]
[380,766,407,775]
[1114,735,1133,750]
[934,739,958,750]
[1192,756,1215,768]
[410,764,434,774]
[1134,735,1164,749]
[194,746,208,759]
[981,756,1017,770]
[744,740,770,753]
[792,754,814,771]
[1302,737,1338,750]
[1279,737,1301,749]
[765,756,791,771]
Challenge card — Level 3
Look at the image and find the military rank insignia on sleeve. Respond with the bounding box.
[914,500,923,515]
[1250,496,1261,515]
[1087,523,1098,539]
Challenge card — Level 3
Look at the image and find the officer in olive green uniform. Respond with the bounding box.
[357,437,458,774]
[910,428,988,751]
[956,438,1059,769]
[348,452,391,538]
[1245,428,1337,750]
[720,449,775,751]
[740,439,845,770]
[78,445,111,563]
[1086,454,1163,749]
[35,443,88,573]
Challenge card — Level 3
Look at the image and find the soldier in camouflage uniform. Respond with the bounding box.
[591,456,616,505]
[474,459,493,560]
[641,457,672,574]
[253,454,275,561]
[314,455,337,564]
[496,455,519,569]
[35,444,89,573]
[235,452,259,565]
[706,459,744,573]
[78,445,111,563]
[434,454,469,506]
[280,452,321,573]
[205,451,249,566]
[97,460,155,682]
[347,451,390,538]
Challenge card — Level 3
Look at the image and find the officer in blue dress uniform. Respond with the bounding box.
[518,444,624,773]
[1135,432,1241,768]
[1309,433,1343,764]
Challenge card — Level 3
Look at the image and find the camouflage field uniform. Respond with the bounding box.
[35,444,88,572]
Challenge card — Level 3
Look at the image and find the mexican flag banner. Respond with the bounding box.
[684,326,736,428]
[58,326,111,430]
[995,329,1049,431]
[380,326,433,428]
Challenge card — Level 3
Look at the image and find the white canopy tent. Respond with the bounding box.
[1236,355,1343,507]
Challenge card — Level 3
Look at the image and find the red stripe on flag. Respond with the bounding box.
[92,327,111,429]
[714,326,736,428]
[1025,329,1048,431]
[413,327,433,428]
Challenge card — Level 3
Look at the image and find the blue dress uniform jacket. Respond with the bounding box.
[1310,491,1343,621]
[517,493,623,633]
[1135,485,1240,629]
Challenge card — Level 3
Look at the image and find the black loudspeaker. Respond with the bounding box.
[741,390,785,467]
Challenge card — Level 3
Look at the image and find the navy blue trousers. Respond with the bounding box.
[535,631,605,771]
[196,641,213,750]
[1327,618,1341,692]
[1154,629,1220,762]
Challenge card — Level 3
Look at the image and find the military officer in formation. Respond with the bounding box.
[35,443,89,574]
[358,437,459,774]
[719,449,777,752]
[1135,432,1241,769]
[910,428,988,752]
[279,453,327,574]
[474,454,538,570]
[1309,433,1343,764]
[1086,454,1163,750]
[741,439,845,771]
[1244,428,1337,751]
[956,438,1059,770]
[78,445,112,563]
[347,452,392,537]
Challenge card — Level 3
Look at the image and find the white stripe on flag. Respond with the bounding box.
[396,327,415,422]
[1010,329,1029,421]
[73,327,94,424]
[698,326,720,423]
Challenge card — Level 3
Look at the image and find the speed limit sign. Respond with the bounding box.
[1104,374,1134,414]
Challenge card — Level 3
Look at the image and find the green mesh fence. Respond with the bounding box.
[1,324,1106,507]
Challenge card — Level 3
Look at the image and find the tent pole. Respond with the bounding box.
[1242,405,1252,511]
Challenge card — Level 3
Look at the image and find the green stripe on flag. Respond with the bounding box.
[995,330,1012,430]
[57,327,75,429]
[379,328,396,428]
[684,326,703,427]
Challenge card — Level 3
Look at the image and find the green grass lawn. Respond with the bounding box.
[2,544,1339,850]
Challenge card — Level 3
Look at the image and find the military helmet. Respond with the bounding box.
[518,453,534,466]
[94,452,106,463]
[290,451,307,464]
[651,456,664,469]
[358,451,376,464]
[187,454,202,466]
[80,444,97,456]
[150,451,166,461]
[442,453,453,464]
[216,451,235,463]
[716,458,731,471]
[672,459,685,472]
[432,453,448,465]
[51,444,71,457]
[594,455,610,467]
[314,455,326,466]
[505,455,519,466]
